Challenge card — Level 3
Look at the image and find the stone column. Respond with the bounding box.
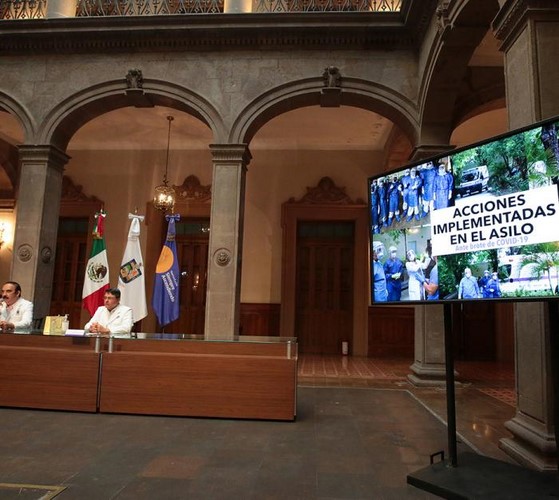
[204,144,251,340]
[11,146,69,319]
[224,0,253,13]
[408,304,447,386]
[500,303,556,470]
[406,144,454,386]
[46,0,78,18]
[493,0,559,125]
[493,0,559,470]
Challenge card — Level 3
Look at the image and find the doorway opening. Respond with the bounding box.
[164,218,210,335]
[295,221,354,354]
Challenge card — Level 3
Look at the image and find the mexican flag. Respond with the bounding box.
[82,210,110,316]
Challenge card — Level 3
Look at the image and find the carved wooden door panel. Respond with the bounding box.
[50,218,89,329]
[165,220,209,335]
[295,221,354,354]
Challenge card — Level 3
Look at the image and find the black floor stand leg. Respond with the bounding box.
[548,300,559,473]
[408,300,559,498]
[444,302,457,467]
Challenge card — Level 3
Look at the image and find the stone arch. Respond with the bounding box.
[0,91,36,142]
[0,93,36,193]
[418,0,502,144]
[229,77,420,147]
[455,97,506,128]
[36,79,227,150]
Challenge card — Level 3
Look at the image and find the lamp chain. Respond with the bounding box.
[163,115,174,185]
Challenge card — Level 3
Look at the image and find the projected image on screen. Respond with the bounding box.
[369,117,559,303]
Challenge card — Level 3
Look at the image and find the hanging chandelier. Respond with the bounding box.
[153,115,176,212]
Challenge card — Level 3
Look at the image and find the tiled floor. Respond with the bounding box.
[298,355,414,382]
[0,355,519,499]
[298,354,517,462]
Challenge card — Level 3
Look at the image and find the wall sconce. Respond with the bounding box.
[192,271,200,291]
[0,224,5,248]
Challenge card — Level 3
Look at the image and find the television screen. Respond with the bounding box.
[369,116,559,304]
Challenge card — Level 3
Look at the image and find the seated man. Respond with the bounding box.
[0,281,33,332]
[84,288,133,337]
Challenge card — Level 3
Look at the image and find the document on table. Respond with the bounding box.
[64,329,86,336]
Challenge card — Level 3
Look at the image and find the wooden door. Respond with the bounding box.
[165,220,209,335]
[295,221,354,354]
[50,218,89,329]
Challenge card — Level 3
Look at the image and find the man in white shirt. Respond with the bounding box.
[84,288,133,337]
[0,281,33,332]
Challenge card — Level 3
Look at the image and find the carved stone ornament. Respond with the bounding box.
[62,175,100,202]
[174,175,212,203]
[126,69,144,89]
[322,66,342,88]
[492,0,528,44]
[215,248,231,267]
[17,244,33,263]
[41,246,53,264]
[435,0,451,34]
[291,176,363,205]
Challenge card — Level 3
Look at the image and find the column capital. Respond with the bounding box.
[493,0,559,49]
[18,145,70,173]
[409,144,454,163]
[209,144,252,167]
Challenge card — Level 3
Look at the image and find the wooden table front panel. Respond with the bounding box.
[0,345,100,412]
[99,352,297,421]
[106,338,292,357]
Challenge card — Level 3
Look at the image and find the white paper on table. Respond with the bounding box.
[64,329,86,337]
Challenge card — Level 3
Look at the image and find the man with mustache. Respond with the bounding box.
[0,281,33,332]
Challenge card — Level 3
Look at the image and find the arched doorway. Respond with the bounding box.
[146,175,212,334]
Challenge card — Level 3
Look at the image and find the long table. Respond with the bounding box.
[0,332,298,421]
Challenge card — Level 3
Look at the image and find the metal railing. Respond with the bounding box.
[255,0,401,13]
[0,0,401,18]
[0,0,46,19]
[78,0,223,15]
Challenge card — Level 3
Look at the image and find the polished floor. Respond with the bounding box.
[298,354,517,463]
[0,354,519,499]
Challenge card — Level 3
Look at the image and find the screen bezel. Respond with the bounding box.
[368,115,559,306]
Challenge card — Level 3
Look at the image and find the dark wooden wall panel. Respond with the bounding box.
[368,306,414,357]
[239,303,280,336]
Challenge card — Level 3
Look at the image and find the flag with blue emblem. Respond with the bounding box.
[152,214,180,327]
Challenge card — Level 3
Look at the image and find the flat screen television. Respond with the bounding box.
[369,116,559,304]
